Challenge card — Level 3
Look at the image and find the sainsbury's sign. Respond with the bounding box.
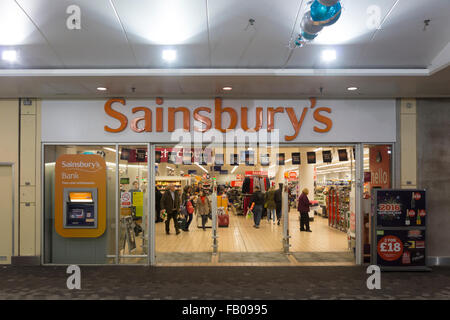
[41,98,396,143]
[104,97,331,141]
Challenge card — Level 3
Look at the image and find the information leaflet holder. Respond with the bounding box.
[371,189,430,271]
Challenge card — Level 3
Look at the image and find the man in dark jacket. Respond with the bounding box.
[161,184,181,235]
[274,183,283,225]
[250,186,265,228]
[298,188,312,232]
[155,186,163,222]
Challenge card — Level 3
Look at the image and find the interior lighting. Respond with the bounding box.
[321,49,336,62]
[162,49,176,62]
[2,50,17,62]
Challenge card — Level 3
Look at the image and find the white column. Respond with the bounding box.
[298,149,315,196]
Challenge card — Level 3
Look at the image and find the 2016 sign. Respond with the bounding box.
[378,203,401,212]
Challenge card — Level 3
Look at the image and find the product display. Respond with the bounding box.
[372,189,428,270]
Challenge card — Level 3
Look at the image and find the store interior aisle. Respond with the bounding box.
[155,210,348,254]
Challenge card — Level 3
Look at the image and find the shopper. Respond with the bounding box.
[181,185,194,231]
[274,183,283,225]
[155,186,163,222]
[195,183,203,194]
[250,186,265,228]
[196,190,211,230]
[161,183,181,235]
[298,188,312,232]
[265,186,277,224]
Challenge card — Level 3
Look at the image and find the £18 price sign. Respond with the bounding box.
[377,235,403,261]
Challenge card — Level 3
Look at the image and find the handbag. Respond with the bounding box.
[186,200,194,214]
[179,205,188,217]
[177,215,187,229]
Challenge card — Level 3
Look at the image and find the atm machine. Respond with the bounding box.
[63,188,98,229]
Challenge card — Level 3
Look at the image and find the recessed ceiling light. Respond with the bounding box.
[97,87,107,91]
[321,49,336,62]
[2,50,17,62]
[347,87,358,91]
[162,49,176,62]
[222,86,232,91]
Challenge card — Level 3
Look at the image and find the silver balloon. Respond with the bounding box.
[301,11,323,35]
[318,0,340,6]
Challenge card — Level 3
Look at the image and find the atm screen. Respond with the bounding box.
[70,208,85,219]
[69,192,93,202]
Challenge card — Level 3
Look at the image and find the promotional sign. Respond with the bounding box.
[291,152,301,165]
[55,154,106,238]
[307,152,316,164]
[260,154,270,166]
[376,229,426,267]
[322,150,332,163]
[284,171,298,180]
[376,190,426,227]
[231,181,243,187]
[245,171,268,176]
[372,189,428,270]
[369,146,391,189]
[132,191,144,217]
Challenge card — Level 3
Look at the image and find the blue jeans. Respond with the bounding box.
[253,205,263,226]
[267,209,276,222]
[184,213,193,230]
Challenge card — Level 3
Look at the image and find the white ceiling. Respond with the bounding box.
[0,0,449,98]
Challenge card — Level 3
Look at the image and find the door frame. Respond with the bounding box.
[148,143,363,265]
[0,162,15,264]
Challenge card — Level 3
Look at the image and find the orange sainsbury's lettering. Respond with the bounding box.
[168,107,190,132]
[241,107,263,132]
[104,98,127,133]
[267,107,284,132]
[215,97,237,132]
[193,107,212,132]
[131,107,152,132]
[313,107,333,133]
[285,107,308,141]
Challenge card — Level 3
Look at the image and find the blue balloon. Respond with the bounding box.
[301,30,318,41]
[321,9,341,26]
[311,0,341,23]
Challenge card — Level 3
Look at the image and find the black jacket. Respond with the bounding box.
[155,188,162,212]
[250,191,265,206]
[161,190,181,213]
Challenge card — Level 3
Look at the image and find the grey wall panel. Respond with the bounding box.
[417,99,450,257]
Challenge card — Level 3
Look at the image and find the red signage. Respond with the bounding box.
[245,171,268,176]
[231,181,243,187]
[284,171,298,179]
[377,235,404,261]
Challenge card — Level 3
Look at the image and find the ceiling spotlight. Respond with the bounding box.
[222,86,233,91]
[2,50,17,62]
[162,49,176,62]
[97,87,107,91]
[321,49,336,62]
[347,87,358,91]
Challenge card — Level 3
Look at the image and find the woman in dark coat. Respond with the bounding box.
[298,188,312,232]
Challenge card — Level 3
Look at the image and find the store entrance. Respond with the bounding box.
[153,144,360,265]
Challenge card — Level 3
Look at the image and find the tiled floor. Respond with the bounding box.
[1,265,450,300]
[154,210,348,254]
